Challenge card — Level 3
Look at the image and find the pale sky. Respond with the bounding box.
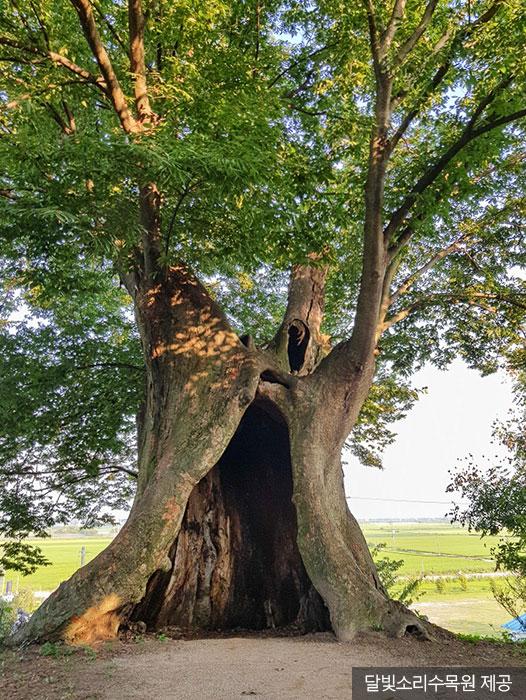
[344,360,515,521]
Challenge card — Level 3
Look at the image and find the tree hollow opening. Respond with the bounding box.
[131,400,331,633]
[287,319,310,372]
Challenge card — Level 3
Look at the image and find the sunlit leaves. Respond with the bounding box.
[1,1,526,560]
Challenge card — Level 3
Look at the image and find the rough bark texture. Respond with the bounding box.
[10,265,263,644]
[131,401,330,633]
[9,264,431,647]
[268,261,330,375]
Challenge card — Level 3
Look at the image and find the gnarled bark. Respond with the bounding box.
[268,260,330,375]
[9,262,431,646]
[130,400,330,633]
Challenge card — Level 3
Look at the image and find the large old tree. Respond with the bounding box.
[1,0,525,644]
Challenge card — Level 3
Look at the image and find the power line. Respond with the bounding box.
[346,496,451,505]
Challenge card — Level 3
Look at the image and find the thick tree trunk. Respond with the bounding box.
[9,264,430,646]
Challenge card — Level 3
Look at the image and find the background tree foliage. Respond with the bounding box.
[449,351,526,624]
[1,0,525,573]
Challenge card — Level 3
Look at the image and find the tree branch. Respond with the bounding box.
[28,0,51,50]
[128,0,154,123]
[164,181,195,257]
[62,99,76,133]
[389,236,468,307]
[92,0,128,55]
[389,62,449,152]
[392,0,438,68]
[267,44,336,90]
[466,74,515,131]
[42,100,70,134]
[385,90,525,247]
[472,108,526,138]
[1,464,138,480]
[140,182,162,281]
[0,37,106,91]
[361,0,381,78]
[390,24,454,113]
[73,361,143,372]
[375,254,402,343]
[382,291,526,332]
[70,0,139,133]
[389,0,505,147]
[380,0,406,60]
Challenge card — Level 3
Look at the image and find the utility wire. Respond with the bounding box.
[346,496,451,505]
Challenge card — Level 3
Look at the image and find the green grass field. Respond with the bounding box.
[361,523,512,636]
[0,522,514,637]
[362,523,501,576]
[1,538,111,591]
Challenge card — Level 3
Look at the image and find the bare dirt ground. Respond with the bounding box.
[1,632,525,700]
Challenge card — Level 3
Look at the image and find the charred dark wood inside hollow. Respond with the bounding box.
[131,401,331,633]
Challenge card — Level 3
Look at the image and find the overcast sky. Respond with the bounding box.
[344,360,515,522]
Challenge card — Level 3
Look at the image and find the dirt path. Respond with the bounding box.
[2,633,525,700]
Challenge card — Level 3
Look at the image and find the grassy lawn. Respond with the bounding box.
[412,598,509,636]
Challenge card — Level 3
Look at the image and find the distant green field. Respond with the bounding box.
[1,524,502,590]
[362,523,501,576]
[1,538,111,592]
[362,523,510,636]
[0,523,513,637]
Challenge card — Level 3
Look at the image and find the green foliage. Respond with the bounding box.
[348,374,423,468]
[370,542,422,606]
[448,352,526,628]
[0,590,37,644]
[435,578,446,594]
[0,1,525,570]
[12,588,39,614]
[0,279,140,573]
[448,353,526,624]
[40,641,61,657]
[0,541,49,576]
[0,599,15,644]
[457,574,468,592]
[490,577,526,630]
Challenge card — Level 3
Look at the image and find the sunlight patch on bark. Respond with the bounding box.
[65,593,122,645]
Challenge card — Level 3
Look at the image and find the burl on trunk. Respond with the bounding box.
[10,263,430,646]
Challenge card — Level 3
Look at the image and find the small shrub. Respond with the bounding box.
[491,574,526,626]
[435,578,446,594]
[40,640,76,658]
[396,577,424,607]
[369,542,423,605]
[0,599,15,643]
[457,574,468,591]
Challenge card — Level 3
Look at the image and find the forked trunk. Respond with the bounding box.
[9,266,430,646]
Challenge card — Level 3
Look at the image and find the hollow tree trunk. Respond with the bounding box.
[9,263,430,646]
